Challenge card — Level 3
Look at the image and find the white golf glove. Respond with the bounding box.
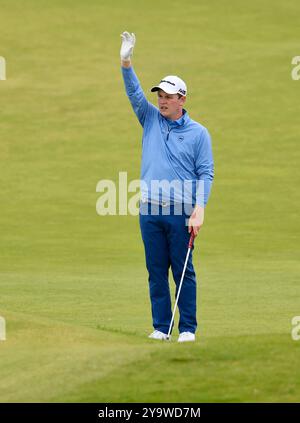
[120,31,136,61]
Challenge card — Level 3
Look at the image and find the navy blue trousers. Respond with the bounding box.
[139,202,197,335]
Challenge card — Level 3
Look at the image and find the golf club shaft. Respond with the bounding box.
[167,231,195,339]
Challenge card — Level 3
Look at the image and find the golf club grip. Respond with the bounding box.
[188,231,195,248]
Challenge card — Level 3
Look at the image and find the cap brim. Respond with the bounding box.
[150,86,160,92]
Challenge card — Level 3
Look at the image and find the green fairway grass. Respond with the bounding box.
[0,0,299,402]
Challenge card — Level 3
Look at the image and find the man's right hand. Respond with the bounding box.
[120,31,136,65]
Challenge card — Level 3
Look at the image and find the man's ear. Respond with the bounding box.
[180,96,186,106]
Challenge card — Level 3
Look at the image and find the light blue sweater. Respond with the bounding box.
[122,66,214,207]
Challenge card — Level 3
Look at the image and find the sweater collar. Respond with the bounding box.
[164,109,189,127]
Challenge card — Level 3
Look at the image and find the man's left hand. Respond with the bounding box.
[188,205,204,236]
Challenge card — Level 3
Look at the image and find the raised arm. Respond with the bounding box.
[120,31,156,127]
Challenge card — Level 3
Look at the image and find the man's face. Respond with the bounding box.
[157,89,186,120]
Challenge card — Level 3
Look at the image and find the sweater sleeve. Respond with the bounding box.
[121,66,157,127]
[195,128,214,207]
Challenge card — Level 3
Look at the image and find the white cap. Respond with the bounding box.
[151,75,187,96]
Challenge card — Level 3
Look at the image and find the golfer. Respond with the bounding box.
[120,32,214,342]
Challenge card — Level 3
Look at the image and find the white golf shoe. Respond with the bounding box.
[178,332,195,343]
[148,330,169,340]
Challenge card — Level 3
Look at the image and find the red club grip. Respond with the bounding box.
[188,231,195,248]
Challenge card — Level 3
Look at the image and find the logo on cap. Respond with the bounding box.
[160,79,176,86]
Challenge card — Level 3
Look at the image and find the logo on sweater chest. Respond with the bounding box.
[178,136,184,142]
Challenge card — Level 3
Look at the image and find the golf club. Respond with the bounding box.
[166,230,195,340]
